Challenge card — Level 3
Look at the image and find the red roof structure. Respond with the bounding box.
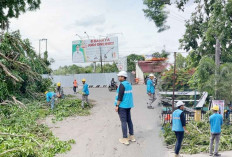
[138,60,168,73]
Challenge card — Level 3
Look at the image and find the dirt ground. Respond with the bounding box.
[44,85,232,157]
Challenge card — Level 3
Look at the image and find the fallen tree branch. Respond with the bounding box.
[0,132,42,148]
[0,148,21,156]
[0,52,30,69]
[0,62,22,82]
[12,96,26,108]
[0,100,14,105]
[189,123,203,134]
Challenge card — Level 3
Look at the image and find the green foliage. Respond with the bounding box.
[189,57,215,91]
[152,50,170,58]
[0,31,52,101]
[189,57,232,102]
[176,53,186,69]
[163,113,232,154]
[180,0,232,64]
[99,63,119,73]
[161,68,193,91]
[143,0,170,32]
[53,63,118,75]
[52,98,92,122]
[0,98,80,156]
[127,54,145,72]
[0,0,41,30]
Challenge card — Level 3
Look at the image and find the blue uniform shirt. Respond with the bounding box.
[147,79,155,94]
[172,109,185,132]
[46,92,56,102]
[209,113,223,134]
[82,83,89,95]
[114,81,134,108]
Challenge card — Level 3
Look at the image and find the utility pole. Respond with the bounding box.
[43,39,48,52]
[172,52,177,112]
[215,38,221,99]
[39,39,42,57]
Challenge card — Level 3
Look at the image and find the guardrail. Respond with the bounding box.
[161,111,232,125]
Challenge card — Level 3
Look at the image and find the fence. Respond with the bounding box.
[42,72,135,88]
[161,111,232,125]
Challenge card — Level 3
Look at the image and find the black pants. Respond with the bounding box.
[174,131,184,155]
[57,86,61,95]
[73,86,77,92]
[118,108,134,138]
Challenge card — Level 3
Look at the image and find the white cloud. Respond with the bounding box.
[9,0,195,69]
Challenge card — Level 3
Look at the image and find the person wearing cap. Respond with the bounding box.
[45,91,57,110]
[115,71,136,145]
[209,105,223,156]
[81,78,89,108]
[146,73,156,109]
[57,82,61,95]
[172,101,189,157]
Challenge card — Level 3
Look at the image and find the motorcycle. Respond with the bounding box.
[108,83,118,91]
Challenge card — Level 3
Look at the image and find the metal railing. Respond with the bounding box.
[161,111,232,125]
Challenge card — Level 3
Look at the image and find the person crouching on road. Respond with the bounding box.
[147,73,155,109]
[57,82,61,95]
[81,79,89,108]
[172,101,189,157]
[45,91,57,110]
[115,71,136,145]
[209,105,223,157]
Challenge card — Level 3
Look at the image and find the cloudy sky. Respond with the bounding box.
[10,0,195,69]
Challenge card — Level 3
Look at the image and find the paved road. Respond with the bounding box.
[45,85,168,157]
[44,85,232,157]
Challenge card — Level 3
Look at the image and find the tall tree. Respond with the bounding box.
[127,54,145,72]
[0,0,41,30]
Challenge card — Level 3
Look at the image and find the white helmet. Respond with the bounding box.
[176,101,185,107]
[117,71,128,77]
[149,73,154,77]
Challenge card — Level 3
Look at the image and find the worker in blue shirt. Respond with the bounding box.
[172,101,189,157]
[146,73,156,109]
[45,91,57,110]
[81,78,89,108]
[115,71,136,145]
[209,105,223,157]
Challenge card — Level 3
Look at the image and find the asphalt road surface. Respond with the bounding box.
[44,85,232,157]
[44,85,169,157]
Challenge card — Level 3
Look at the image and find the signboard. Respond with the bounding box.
[212,100,225,117]
[72,37,119,63]
[117,57,127,71]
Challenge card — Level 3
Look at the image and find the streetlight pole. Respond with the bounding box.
[84,32,89,39]
[42,38,48,52]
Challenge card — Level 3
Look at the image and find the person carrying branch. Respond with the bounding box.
[172,101,189,157]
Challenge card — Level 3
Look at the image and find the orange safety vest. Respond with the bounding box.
[73,80,77,87]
